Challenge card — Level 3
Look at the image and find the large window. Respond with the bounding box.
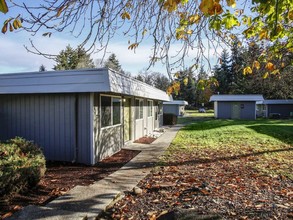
[101,96,121,128]
[135,99,143,119]
[147,100,153,117]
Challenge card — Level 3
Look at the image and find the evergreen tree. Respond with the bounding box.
[53,45,94,70]
[104,53,123,72]
[195,66,210,106]
[172,70,196,105]
[240,43,293,99]
[135,70,170,91]
[213,49,232,94]
[153,73,170,91]
[230,39,245,94]
[39,64,46,72]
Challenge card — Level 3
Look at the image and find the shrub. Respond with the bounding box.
[0,137,46,197]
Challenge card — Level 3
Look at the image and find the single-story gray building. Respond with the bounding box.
[209,94,264,120]
[163,100,188,116]
[257,100,293,118]
[0,68,171,165]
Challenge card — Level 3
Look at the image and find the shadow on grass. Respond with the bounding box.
[248,124,293,145]
[180,118,293,135]
[165,147,293,167]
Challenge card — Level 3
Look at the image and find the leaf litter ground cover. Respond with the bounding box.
[100,119,293,220]
[0,149,140,219]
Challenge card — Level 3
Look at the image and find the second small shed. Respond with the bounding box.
[163,100,188,116]
[263,100,293,118]
[209,95,264,120]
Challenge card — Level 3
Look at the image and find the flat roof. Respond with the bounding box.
[210,94,264,102]
[163,100,188,105]
[0,68,171,101]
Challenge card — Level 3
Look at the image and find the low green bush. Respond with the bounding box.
[0,137,46,197]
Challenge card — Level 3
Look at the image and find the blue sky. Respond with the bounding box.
[0,1,222,76]
[0,29,172,75]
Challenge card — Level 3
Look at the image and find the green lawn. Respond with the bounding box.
[166,118,293,179]
[107,117,293,219]
[177,110,214,124]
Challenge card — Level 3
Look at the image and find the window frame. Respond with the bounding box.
[100,95,122,129]
[135,98,144,120]
[158,101,163,114]
[147,100,153,117]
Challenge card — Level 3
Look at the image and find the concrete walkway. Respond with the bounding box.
[9,125,182,220]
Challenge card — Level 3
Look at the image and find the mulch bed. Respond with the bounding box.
[134,136,157,144]
[99,153,293,220]
[0,149,140,219]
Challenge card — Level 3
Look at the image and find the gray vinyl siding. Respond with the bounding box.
[163,105,179,116]
[267,104,293,118]
[0,94,76,162]
[217,101,256,120]
[98,126,123,161]
[135,119,144,139]
[217,102,232,119]
[76,93,93,164]
[93,93,123,162]
[147,117,154,135]
[240,102,256,120]
[0,93,93,164]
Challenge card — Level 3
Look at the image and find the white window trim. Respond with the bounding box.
[100,94,122,129]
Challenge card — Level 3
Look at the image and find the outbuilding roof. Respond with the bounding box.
[262,100,293,105]
[210,94,264,102]
[0,68,171,101]
[163,100,188,105]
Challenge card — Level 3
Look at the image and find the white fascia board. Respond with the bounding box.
[108,69,170,101]
[163,100,188,105]
[0,68,111,94]
[0,68,171,101]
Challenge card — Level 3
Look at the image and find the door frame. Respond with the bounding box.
[123,97,131,142]
[231,102,241,119]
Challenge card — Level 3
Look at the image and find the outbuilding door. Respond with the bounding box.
[231,102,241,119]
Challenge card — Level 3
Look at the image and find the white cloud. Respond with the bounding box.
[0,33,77,73]
[0,31,225,75]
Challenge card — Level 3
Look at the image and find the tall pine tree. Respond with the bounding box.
[53,45,95,70]
[213,49,232,94]
[104,53,123,72]
[172,70,196,105]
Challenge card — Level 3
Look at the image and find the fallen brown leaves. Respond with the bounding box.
[100,152,293,220]
[0,149,140,219]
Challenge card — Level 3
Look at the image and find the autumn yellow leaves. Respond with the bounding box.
[1,17,22,34]
[0,0,8,14]
[243,60,281,79]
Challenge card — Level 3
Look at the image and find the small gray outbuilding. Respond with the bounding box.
[0,68,171,165]
[259,100,293,118]
[209,94,264,120]
[163,100,188,116]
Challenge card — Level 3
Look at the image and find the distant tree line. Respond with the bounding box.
[212,40,293,99]
[40,41,293,106]
[169,39,293,108]
[39,45,170,91]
